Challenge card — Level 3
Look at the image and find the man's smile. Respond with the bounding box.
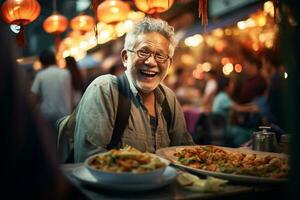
[139,69,159,78]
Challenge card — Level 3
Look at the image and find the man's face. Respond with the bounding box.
[121,32,172,94]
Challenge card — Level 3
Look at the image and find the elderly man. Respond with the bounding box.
[74,17,194,162]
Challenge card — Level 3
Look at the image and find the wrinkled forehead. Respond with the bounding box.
[133,32,171,53]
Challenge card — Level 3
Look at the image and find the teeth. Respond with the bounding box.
[141,70,157,75]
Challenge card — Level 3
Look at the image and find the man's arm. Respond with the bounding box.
[74,76,118,162]
[29,74,41,110]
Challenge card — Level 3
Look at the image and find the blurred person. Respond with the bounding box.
[30,50,72,130]
[174,67,201,108]
[174,67,191,90]
[0,21,86,200]
[212,76,260,146]
[201,70,218,112]
[65,56,85,109]
[261,48,287,128]
[67,17,194,162]
[238,48,267,103]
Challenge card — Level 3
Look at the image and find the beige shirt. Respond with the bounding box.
[74,72,194,162]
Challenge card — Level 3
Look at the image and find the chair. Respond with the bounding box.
[56,108,77,163]
[193,113,227,146]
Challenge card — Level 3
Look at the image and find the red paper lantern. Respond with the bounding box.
[70,14,95,32]
[134,0,174,15]
[97,0,130,24]
[43,12,68,52]
[0,0,41,47]
[43,12,68,35]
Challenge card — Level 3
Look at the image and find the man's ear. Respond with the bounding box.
[121,49,128,67]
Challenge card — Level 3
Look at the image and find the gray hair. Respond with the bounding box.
[124,17,177,57]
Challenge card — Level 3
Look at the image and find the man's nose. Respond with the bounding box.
[144,54,157,66]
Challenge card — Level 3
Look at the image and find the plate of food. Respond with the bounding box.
[156,145,289,183]
[72,165,177,191]
[84,146,171,184]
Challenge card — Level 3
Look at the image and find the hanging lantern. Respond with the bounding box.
[70,14,95,33]
[133,0,174,15]
[0,0,41,47]
[97,0,130,24]
[43,12,68,35]
[43,12,68,52]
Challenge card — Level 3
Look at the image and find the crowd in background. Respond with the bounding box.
[170,46,286,147]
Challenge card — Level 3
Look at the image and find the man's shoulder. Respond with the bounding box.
[88,74,118,90]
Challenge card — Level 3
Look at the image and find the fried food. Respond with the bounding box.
[174,146,288,179]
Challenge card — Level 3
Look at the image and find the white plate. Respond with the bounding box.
[156,146,288,184]
[72,165,177,191]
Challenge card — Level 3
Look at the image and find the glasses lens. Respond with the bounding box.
[155,54,168,63]
[137,50,150,59]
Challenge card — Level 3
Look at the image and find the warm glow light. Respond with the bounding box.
[212,28,224,37]
[202,62,212,72]
[89,36,97,46]
[127,11,145,21]
[115,21,127,37]
[43,13,68,35]
[284,72,288,79]
[184,34,203,47]
[264,1,274,17]
[245,18,256,27]
[224,63,233,73]
[79,41,88,49]
[237,21,247,30]
[63,50,70,58]
[222,66,230,76]
[252,43,259,51]
[1,0,41,25]
[214,40,226,52]
[234,64,242,73]
[97,0,130,24]
[265,40,273,48]
[134,0,174,14]
[181,54,195,66]
[224,28,232,35]
[71,47,79,55]
[70,14,95,32]
[221,57,230,65]
[257,16,267,26]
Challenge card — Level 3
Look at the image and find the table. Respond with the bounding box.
[62,163,288,200]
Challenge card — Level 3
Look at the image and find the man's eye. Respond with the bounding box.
[139,51,150,57]
[156,54,167,60]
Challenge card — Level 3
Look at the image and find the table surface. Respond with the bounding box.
[62,163,287,200]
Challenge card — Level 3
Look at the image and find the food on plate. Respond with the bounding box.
[88,146,167,173]
[174,146,288,179]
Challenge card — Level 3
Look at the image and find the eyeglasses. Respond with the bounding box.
[127,49,170,64]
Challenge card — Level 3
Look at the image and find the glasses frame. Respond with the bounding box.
[126,49,170,64]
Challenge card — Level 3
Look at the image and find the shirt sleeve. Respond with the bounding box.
[219,93,233,110]
[31,73,41,95]
[74,76,118,162]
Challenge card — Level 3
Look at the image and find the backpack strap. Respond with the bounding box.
[106,75,172,150]
[106,73,132,150]
[158,85,172,138]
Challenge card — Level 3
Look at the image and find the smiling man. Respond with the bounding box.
[73,17,194,162]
